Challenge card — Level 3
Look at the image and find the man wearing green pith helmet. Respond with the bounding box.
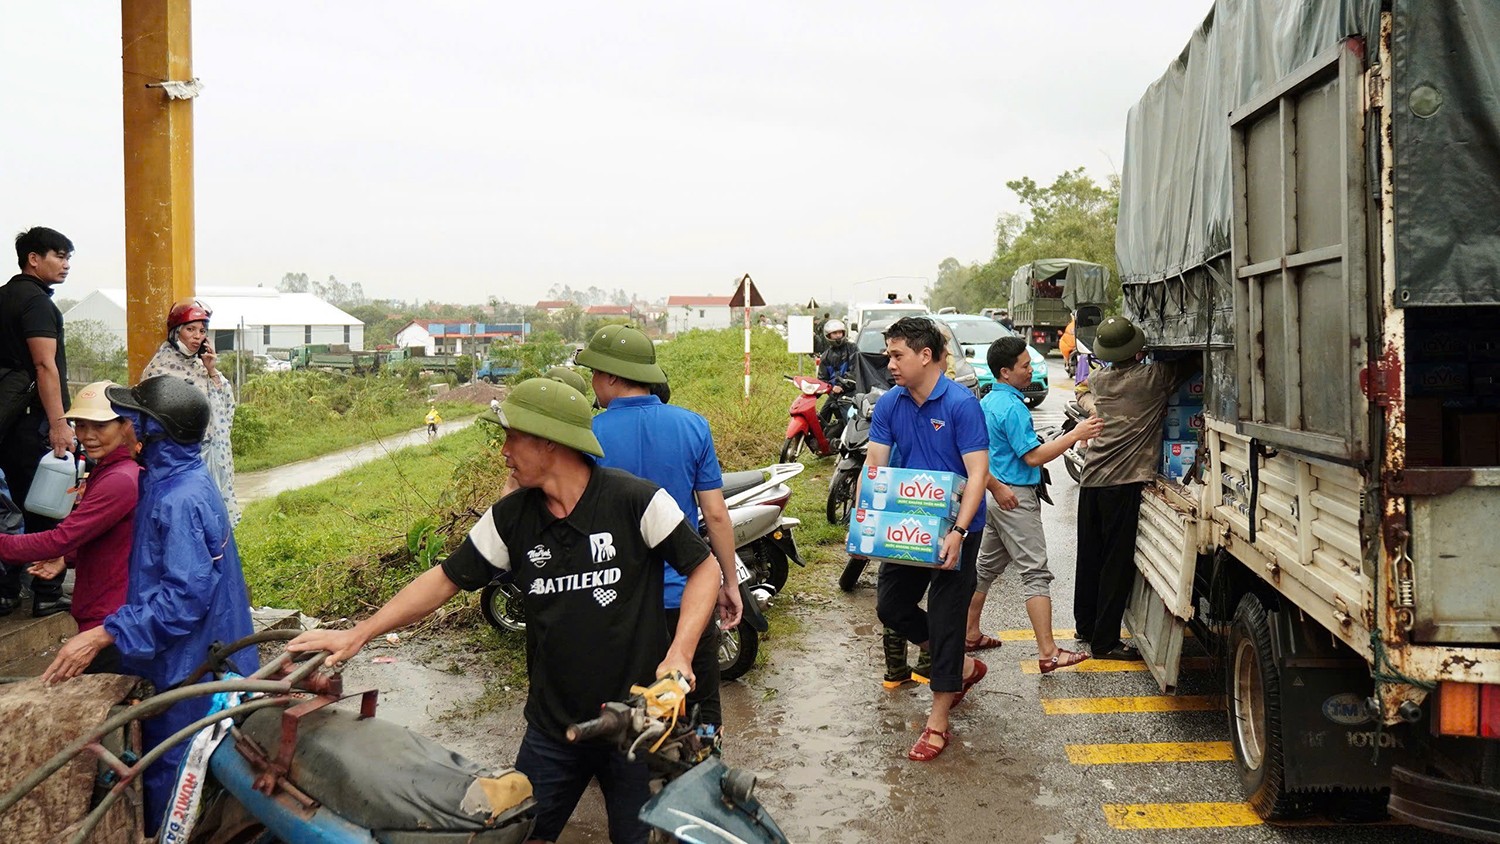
[289,377,720,843]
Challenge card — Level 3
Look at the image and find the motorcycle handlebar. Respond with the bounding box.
[566,705,630,744]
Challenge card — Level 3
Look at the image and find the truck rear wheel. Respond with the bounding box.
[1228,594,1310,819]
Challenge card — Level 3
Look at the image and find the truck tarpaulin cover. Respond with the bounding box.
[1009,259,1110,308]
[1393,0,1500,306]
[1119,0,1500,310]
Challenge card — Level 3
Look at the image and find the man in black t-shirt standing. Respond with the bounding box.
[0,227,75,617]
[289,377,719,844]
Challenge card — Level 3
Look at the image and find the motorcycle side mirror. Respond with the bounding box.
[1075,305,1104,329]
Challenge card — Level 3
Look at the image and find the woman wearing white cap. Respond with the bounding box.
[0,381,140,673]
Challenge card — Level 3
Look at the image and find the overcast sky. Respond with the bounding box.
[2,1,1211,307]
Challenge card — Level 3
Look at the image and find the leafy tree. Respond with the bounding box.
[489,330,570,380]
[930,168,1121,313]
[64,319,128,384]
[277,272,310,293]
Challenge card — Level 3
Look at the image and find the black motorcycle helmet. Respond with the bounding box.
[106,376,211,445]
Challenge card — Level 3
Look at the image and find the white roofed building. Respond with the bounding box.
[64,287,365,355]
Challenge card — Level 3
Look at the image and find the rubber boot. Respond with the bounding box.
[912,647,933,686]
[882,627,914,688]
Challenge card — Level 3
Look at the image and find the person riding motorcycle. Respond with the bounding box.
[816,319,855,437]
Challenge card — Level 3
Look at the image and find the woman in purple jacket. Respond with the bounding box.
[0,381,138,673]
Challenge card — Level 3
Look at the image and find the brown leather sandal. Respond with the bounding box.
[1039,648,1090,674]
[907,727,951,761]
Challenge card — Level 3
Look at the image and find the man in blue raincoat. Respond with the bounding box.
[42,375,256,835]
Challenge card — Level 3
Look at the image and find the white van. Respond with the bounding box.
[845,299,927,334]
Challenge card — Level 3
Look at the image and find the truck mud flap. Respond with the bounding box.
[1390,765,1500,843]
[1124,570,1188,694]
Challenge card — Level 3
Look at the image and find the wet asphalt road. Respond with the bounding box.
[344,385,1466,843]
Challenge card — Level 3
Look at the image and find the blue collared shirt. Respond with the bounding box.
[980,382,1042,486]
[868,374,989,530]
[593,394,723,609]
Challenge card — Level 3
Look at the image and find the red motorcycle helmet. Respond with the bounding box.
[167,300,212,331]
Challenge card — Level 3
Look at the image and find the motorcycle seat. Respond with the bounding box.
[238,706,534,843]
[721,470,766,497]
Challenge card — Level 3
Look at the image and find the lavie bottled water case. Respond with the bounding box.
[853,466,963,520]
[847,509,954,568]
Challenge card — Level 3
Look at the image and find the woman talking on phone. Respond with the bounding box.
[142,300,240,523]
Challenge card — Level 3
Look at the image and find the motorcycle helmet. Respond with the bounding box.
[166,300,213,355]
[106,376,211,445]
[822,319,847,339]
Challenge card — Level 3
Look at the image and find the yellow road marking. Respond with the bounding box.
[1102,802,1262,829]
[1042,695,1221,715]
[1022,659,1148,674]
[1066,741,1234,765]
[1020,656,1211,674]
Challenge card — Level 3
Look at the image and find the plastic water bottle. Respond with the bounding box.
[25,452,81,519]
[860,524,876,555]
[873,480,888,509]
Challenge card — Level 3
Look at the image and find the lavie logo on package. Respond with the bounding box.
[886,519,933,545]
[898,474,947,503]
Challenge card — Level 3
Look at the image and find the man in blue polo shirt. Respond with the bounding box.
[576,324,741,739]
[966,336,1101,673]
[865,316,991,762]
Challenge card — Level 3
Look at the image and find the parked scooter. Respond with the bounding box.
[825,386,886,525]
[716,463,806,681]
[568,674,790,843]
[779,374,853,462]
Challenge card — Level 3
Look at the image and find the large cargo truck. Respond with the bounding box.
[1008,258,1108,355]
[1116,2,1500,837]
[289,344,383,374]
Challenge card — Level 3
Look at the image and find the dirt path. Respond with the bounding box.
[236,414,478,503]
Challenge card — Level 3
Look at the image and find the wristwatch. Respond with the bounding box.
[950,525,969,539]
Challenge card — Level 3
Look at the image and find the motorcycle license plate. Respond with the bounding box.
[735,558,752,584]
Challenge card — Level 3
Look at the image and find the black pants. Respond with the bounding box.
[876,531,981,693]
[0,412,64,603]
[1075,482,1145,652]
[665,607,722,729]
[84,643,122,675]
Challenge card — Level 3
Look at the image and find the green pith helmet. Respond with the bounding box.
[545,365,588,395]
[496,377,603,456]
[1092,315,1147,363]
[574,324,666,384]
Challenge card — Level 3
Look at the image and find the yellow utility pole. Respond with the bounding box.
[122,0,196,380]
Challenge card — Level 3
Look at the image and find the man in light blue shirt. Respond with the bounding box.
[968,337,1100,673]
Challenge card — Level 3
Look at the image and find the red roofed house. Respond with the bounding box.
[534,300,571,315]
[585,304,636,318]
[667,295,733,335]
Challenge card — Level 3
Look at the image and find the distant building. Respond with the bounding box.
[535,300,571,315]
[585,304,636,318]
[666,295,733,335]
[394,320,532,355]
[64,287,364,355]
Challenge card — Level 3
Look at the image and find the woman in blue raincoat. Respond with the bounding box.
[42,375,256,836]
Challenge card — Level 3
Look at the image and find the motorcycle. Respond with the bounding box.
[4,634,788,844]
[568,673,789,844]
[825,386,886,526]
[2,631,539,844]
[778,374,853,462]
[1061,399,1088,483]
[716,463,806,681]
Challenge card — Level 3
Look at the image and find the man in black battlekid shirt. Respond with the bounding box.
[290,378,719,844]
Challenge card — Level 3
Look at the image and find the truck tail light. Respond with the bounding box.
[1483,685,1500,739]
[1439,682,1479,736]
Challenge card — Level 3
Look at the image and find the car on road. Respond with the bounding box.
[855,317,980,394]
[935,313,1050,407]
